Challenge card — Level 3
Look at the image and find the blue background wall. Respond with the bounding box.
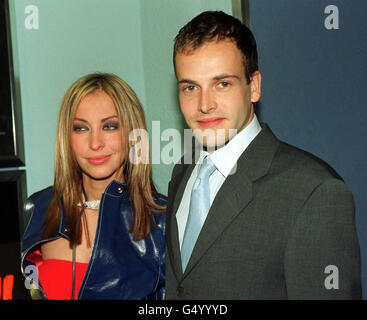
[250,0,367,297]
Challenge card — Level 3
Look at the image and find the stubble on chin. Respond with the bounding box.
[192,127,238,153]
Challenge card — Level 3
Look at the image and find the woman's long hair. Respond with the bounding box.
[42,73,165,246]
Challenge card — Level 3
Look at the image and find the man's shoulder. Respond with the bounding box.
[253,124,341,181]
[253,131,354,210]
[247,124,347,192]
[274,141,342,180]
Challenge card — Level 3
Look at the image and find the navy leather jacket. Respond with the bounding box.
[21,180,166,300]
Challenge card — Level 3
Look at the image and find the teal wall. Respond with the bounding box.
[8,0,232,197]
[140,0,232,193]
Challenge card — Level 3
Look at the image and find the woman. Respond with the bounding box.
[21,73,166,300]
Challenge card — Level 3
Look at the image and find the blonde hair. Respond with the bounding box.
[42,73,165,245]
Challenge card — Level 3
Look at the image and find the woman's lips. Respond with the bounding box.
[197,117,225,128]
[87,155,111,165]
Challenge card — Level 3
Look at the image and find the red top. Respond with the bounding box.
[26,250,88,300]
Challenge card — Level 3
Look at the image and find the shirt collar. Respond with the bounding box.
[199,114,262,178]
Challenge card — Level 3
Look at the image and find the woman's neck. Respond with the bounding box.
[81,174,122,201]
[82,180,106,201]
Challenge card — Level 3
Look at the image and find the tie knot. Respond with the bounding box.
[197,156,216,181]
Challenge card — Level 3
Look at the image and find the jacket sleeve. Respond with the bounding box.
[149,200,166,300]
[157,209,166,300]
[284,178,361,299]
[155,241,166,300]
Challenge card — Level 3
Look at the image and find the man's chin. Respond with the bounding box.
[192,127,237,152]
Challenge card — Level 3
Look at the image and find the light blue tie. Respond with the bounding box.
[181,156,216,272]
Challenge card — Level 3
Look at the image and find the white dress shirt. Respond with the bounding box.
[176,114,262,248]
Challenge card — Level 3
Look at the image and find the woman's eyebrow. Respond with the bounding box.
[73,115,118,123]
[73,117,88,123]
[101,115,118,122]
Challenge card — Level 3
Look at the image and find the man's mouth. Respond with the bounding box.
[197,117,225,128]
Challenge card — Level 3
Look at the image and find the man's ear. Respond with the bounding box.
[250,71,261,103]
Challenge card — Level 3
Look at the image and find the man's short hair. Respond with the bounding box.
[173,11,258,84]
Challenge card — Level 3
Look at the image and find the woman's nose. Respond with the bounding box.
[89,130,104,150]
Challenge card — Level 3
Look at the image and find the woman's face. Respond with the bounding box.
[71,90,125,182]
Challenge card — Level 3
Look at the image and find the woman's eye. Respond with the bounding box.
[73,124,88,132]
[103,122,119,130]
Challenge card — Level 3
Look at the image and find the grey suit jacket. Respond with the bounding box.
[165,124,361,299]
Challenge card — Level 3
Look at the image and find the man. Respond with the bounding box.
[165,11,361,299]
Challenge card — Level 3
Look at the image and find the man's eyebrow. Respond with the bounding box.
[213,74,241,81]
[177,74,240,85]
[177,79,199,85]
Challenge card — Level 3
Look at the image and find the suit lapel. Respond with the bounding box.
[182,156,253,276]
[182,125,280,276]
[166,161,196,280]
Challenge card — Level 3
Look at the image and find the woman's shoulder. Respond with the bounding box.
[24,186,54,218]
[23,186,54,238]
[151,192,167,227]
[152,192,167,206]
[26,186,54,204]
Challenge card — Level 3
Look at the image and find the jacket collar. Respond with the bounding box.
[57,180,127,239]
[168,124,280,279]
[184,124,279,274]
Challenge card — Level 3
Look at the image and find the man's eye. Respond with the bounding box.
[218,81,230,88]
[184,85,196,92]
[103,122,119,130]
[73,124,88,132]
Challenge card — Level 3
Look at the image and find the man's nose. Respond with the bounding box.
[199,88,217,113]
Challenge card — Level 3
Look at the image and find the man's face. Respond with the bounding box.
[175,40,261,149]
